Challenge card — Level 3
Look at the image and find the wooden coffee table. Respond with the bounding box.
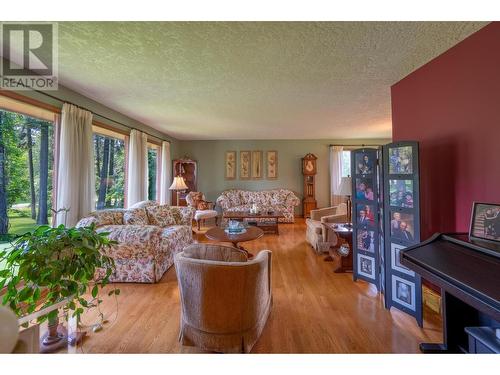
[223,211,284,234]
[205,226,264,258]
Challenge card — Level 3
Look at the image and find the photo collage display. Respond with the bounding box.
[352,149,379,286]
[385,143,420,315]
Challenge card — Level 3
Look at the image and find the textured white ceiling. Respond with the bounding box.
[54,22,486,140]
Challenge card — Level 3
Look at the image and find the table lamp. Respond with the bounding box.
[169,176,188,206]
[338,176,353,224]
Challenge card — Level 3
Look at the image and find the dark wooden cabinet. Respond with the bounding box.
[172,159,197,206]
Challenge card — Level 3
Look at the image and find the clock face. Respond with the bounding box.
[305,161,314,172]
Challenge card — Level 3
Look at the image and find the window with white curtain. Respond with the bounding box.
[341,150,351,177]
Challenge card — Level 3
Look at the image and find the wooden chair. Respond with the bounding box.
[185,191,219,230]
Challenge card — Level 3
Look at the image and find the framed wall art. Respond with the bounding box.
[239,151,251,180]
[251,150,263,179]
[266,150,278,179]
[225,151,236,180]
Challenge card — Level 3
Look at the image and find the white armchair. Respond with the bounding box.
[306,203,347,254]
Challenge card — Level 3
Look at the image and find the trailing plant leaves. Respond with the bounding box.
[0,224,117,323]
[91,285,98,298]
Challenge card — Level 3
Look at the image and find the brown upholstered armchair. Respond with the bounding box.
[306,203,347,254]
[174,243,272,353]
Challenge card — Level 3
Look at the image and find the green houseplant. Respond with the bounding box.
[0,223,119,350]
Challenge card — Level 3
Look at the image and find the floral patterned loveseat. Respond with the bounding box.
[76,201,194,283]
[216,189,300,223]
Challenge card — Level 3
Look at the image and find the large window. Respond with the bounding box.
[0,109,54,241]
[147,145,158,201]
[341,150,351,177]
[93,131,125,209]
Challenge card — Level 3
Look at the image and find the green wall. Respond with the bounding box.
[179,139,390,215]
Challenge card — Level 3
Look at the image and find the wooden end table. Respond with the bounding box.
[323,223,353,273]
[205,226,264,258]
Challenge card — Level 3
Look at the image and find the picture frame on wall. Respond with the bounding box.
[469,202,500,243]
[225,151,236,180]
[391,275,416,310]
[357,254,376,279]
[266,150,278,179]
[239,151,251,180]
[251,150,263,179]
[390,242,415,276]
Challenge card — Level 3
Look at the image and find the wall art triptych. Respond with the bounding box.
[225,150,278,180]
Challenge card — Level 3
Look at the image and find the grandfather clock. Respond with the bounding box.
[302,153,317,218]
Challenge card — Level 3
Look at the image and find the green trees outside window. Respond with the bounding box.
[148,148,157,201]
[94,134,125,210]
[0,109,54,239]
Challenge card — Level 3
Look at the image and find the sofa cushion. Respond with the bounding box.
[183,243,248,262]
[146,205,194,227]
[123,208,149,225]
[197,200,211,210]
[97,225,162,259]
[226,190,242,206]
[77,210,123,227]
[129,200,158,209]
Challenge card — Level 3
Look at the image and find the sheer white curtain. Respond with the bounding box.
[159,141,172,205]
[55,103,95,226]
[126,129,148,207]
[329,145,344,206]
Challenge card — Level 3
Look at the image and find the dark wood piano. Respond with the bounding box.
[401,233,500,353]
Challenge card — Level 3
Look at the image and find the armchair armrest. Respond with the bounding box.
[321,213,348,224]
[310,206,337,221]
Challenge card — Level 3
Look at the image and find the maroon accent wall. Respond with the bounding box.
[391,22,500,240]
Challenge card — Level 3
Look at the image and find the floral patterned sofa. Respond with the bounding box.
[76,201,195,283]
[216,189,300,223]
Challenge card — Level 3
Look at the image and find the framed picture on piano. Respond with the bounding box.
[469,202,500,244]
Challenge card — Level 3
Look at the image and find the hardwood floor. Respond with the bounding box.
[79,219,442,353]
